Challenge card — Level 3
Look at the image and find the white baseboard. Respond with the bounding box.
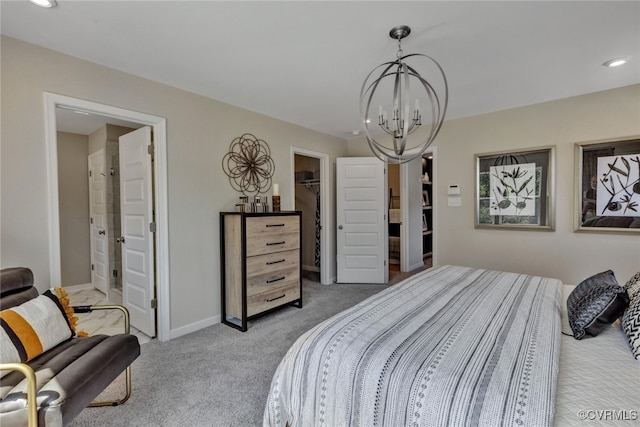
[63,282,94,291]
[169,315,221,340]
[409,262,425,271]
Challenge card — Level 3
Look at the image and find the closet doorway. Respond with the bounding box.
[290,148,330,285]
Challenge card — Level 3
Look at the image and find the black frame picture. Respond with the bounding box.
[575,136,640,233]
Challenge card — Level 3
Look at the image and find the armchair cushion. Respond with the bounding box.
[0,290,74,366]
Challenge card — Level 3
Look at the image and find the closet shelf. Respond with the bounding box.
[296,179,320,186]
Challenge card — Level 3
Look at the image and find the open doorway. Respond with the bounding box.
[387,164,402,281]
[44,93,170,341]
[421,152,435,269]
[58,119,138,297]
[290,147,331,285]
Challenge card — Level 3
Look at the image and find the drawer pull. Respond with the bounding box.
[266,276,286,284]
[266,259,286,265]
[266,223,285,227]
[266,241,286,246]
[266,294,286,302]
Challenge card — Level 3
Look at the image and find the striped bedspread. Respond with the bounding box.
[264,265,562,427]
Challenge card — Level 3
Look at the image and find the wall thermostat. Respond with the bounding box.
[448,185,461,195]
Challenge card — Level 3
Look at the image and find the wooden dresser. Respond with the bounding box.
[220,211,302,331]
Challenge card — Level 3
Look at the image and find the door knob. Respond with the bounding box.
[98,230,105,235]
[338,225,343,230]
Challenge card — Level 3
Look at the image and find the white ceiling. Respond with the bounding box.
[2,1,639,139]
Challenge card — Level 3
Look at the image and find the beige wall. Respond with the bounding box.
[57,131,91,286]
[1,36,347,334]
[88,125,107,155]
[348,84,640,285]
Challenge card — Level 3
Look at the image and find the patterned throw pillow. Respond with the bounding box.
[624,271,640,301]
[0,290,75,366]
[622,300,640,360]
[567,270,630,339]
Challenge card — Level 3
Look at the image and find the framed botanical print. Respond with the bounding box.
[475,146,555,231]
[575,136,640,233]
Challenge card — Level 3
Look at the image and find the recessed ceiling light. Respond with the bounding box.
[603,58,628,68]
[28,0,57,8]
[352,130,361,136]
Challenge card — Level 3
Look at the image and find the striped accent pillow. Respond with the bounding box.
[0,290,74,372]
[624,271,640,301]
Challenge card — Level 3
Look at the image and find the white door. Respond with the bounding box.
[88,150,109,294]
[336,157,387,284]
[119,126,156,337]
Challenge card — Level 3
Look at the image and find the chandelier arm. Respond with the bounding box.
[360,61,400,123]
[404,56,449,130]
[417,78,441,143]
[405,63,447,119]
[392,63,403,154]
[399,61,411,155]
[410,69,446,135]
[363,68,400,136]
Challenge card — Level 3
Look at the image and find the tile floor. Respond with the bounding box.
[66,287,152,345]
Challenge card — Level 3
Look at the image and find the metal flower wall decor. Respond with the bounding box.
[222,133,275,196]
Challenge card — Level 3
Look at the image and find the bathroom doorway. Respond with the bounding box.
[44,93,170,341]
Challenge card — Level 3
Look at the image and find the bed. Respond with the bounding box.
[264,265,640,427]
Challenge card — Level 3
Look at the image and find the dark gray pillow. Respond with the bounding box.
[567,270,629,339]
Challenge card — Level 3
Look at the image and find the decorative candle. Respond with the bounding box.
[273,183,279,196]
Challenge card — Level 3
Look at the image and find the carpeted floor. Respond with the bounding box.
[69,279,389,427]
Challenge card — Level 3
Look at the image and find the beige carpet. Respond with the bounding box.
[69,268,431,426]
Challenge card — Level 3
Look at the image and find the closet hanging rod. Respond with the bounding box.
[296,179,320,187]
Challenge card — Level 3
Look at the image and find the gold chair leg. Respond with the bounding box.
[73,304,134,407]
[0,363,38,426]
[88,365,132,406]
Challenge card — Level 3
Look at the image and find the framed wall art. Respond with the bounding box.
[475,146,555,231]
[575,136,640,233]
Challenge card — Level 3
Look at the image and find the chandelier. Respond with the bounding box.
[360,25,448,164]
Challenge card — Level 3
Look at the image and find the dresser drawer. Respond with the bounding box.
[246,232,299,257]
[246,250,299,295]
[246,216,300,239]
[247,283,300,317]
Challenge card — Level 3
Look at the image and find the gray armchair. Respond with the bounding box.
[0,267,140,427]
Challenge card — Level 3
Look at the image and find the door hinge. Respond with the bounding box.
[147,142,154,160]
[90,217,94,224]
[89,170,92,177]
[150,298,157,309]
[149,222,156,233]
[112,269,118,278]
[91,264,95,271]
